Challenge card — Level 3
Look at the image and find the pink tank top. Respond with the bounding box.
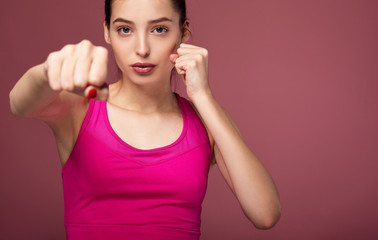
[61,93,211,240]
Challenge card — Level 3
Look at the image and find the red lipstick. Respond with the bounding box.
[131,62,156,74]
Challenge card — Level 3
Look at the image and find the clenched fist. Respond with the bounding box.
[44,39,109,100]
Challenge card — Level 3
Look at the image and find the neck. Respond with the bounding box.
[109,77,177,113]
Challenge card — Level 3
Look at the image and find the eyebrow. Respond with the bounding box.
[112,17,173,25]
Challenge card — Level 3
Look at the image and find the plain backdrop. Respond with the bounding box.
[1,0,378,239]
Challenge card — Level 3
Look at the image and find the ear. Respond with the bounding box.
[181,20,191,43]
[104,21,111,44]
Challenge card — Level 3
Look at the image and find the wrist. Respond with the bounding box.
[26,63,49,88]
[190,88,215,107]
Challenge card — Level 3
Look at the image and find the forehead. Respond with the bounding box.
[111,0,179,22]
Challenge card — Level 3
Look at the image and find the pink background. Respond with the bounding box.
[1,0,378,239]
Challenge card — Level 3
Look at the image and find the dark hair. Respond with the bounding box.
[105,0,187,28]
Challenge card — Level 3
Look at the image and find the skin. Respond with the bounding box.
[9,0,281,230]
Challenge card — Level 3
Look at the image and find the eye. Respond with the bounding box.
[118,27,131,35]
[153,26,168,34]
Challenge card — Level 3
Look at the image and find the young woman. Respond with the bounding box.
[9,0,281,239]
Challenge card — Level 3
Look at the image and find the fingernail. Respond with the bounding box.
[87,89,97,99]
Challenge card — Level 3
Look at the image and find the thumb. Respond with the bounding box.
[170,54,179,64]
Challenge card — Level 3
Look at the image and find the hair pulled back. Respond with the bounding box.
[105,0,187,28]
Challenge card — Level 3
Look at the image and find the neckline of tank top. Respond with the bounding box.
[102,93,188,152]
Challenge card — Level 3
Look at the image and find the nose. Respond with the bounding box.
[135,33,150,58]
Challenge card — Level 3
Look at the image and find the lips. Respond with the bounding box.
[131,62,156,74]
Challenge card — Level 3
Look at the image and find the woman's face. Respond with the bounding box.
[105,0,186,85]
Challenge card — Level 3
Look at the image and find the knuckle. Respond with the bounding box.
[62,44,75,54]
[95,46,109,58]
[195,54,202,60]
[61,44,71,51]
[46,52,60,64]
[202,48,208,56]
[47,51,59,59]
[44,60,52,71]
[45,54,60,74]
[78,40,93,56]
[79,39,92,47]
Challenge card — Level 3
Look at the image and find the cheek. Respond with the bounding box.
[169,39,180,54]
[155,40,179,65]
[111,45,132,72]
[156,35,180,55]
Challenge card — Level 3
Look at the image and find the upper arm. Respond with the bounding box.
[190,101,237,195]
[34,91,89,164]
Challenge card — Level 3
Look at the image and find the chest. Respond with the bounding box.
[64,129,211,206]
[107,104,184,150]
[62,98,212,210]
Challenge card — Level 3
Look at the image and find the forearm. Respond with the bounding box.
[192,91,281,228]
[9,63,59,118]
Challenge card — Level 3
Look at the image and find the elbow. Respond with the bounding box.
[253,210,281,230]
[9,90,25,117]
[9,90,19,116]
[245,203,281,230]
